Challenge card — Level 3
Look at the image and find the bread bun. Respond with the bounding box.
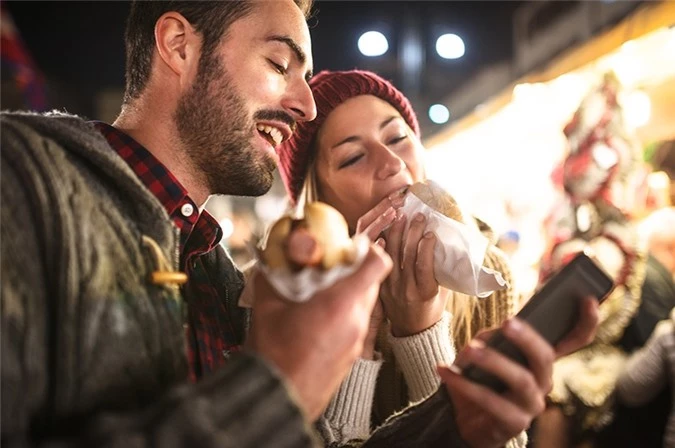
[262,216,294,269]
[408,180,464,222]
[261,202,356,270]
[302,202,355,269]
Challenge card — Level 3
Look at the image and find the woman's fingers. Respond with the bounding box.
[356,192,406,240]
[401,213,426,275]
[358,206,397,241]
[415,231,438,299]
[384,213,406,274]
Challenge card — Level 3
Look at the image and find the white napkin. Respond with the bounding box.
[240,234,371,305]
[399,193,507,298]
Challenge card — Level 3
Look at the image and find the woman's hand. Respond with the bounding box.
[361,298,385,360]
[354,191,448,340]
[355,190,406,241]
[379,212,448,337]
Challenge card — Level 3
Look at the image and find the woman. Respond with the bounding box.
[277,70,523,445]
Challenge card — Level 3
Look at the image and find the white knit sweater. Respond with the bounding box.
[616,309,675,448]
[322,312,528,447]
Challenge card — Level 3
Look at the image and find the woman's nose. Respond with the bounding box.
[374,144,405,180]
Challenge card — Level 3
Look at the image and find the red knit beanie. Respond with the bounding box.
[277,69,420,204]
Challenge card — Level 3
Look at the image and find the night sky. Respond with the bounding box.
[5,0,522,130]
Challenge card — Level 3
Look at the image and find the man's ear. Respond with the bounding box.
[154,12,200,79]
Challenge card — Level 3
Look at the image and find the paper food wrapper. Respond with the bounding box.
[240,234,371,306]
[400,193,507,298]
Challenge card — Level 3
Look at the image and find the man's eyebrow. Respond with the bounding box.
[267,35,313,80]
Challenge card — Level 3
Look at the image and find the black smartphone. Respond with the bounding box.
[461,252,614,393]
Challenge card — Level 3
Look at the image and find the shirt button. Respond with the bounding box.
[180,203,194,217]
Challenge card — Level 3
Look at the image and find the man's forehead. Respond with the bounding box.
[246,0,313,61]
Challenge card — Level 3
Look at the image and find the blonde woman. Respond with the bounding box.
[277,70,554,446]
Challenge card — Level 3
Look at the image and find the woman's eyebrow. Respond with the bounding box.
[331,135,360,150]
[331,115,403,150]
[379,115,400,130]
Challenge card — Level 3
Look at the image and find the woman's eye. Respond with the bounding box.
[338,154,363,169]
[269,60,287,75]
[388,135,408,145]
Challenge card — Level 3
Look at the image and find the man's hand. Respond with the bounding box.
[553,295,599,357]
[247,231,392,420]
[438,297,599,447]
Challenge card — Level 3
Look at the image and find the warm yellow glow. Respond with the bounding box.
[424,25,675,279]
[622,90,652,128]
[648,171,671,191]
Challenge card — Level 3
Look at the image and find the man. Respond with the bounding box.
[1,1,598,447]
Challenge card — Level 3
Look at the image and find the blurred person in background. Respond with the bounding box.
[0,2,47,111]
[277,69,600,447]
[614,306,675,448]
[621,206,675,352]
[597,206,675,447]
[497,230,521,259]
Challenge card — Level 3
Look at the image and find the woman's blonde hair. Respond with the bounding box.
[296,145,321,213]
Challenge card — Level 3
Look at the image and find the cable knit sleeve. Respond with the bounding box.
[506,430,529,448]
[616,319,673,407]
[387,312,528,448]
[388,312,455,402]
[316,357,384,445]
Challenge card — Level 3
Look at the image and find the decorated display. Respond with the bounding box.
[542,71,648,436]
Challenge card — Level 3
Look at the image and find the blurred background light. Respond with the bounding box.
[219,217,235,240]
[623,90,652,128]
[429,104,450,124]
[358,31,389,57]
[436,33,465,59]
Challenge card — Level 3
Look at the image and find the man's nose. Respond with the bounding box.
[282,79,317,122]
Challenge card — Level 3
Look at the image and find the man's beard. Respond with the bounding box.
[174,53,277,197]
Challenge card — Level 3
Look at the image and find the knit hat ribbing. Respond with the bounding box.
[277,70,419,204]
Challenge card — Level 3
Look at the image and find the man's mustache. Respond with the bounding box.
[255,110,296,133]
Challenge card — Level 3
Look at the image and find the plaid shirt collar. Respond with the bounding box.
[94,122,242,380]
[93,121,222,252]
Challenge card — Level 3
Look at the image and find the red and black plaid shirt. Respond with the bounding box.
[94,122,242,381]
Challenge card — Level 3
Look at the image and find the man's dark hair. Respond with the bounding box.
[123,0,313,104]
